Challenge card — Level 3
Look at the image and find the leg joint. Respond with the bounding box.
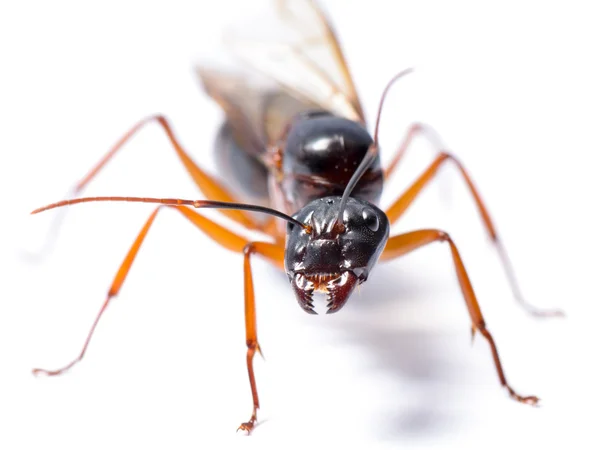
[243,242,256,256]
[409,122,424,133]
[439,150,460,164]
[148,113,167,124]
[437,230,451,242]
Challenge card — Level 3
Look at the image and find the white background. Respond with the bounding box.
[1,1,599,448]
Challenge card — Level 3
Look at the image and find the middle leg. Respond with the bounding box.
[32,205,272,376]
[26,116,271,262]
[71,115,264,230]
[384,151,563,317]
[32,204,284,434]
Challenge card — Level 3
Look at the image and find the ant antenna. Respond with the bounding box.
[31,196,309,232]
[336,68,414,225]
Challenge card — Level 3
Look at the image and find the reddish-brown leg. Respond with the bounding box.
[32,205,282,377]
[384,122,445,179]
[381,229,539,405]
[33,204,284,433]
[31,115,267,251]
[385,151,563,317]
[84,115,269,229]
[237,241,284,435]
[32,207,162,376]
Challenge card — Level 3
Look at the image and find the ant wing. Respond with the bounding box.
[223,0,366,127]
[195,64,319,157]
[196,66,269,159]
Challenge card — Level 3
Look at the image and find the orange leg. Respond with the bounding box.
[384,122,445,179]
[381,229,539,405]
[385,152,563,317]
[80,115,266,229]
[31,115,266,256]
[32,204,283,433]
[237,241,284,434]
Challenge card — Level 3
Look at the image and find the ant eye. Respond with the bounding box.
[362,209,379,232]
[287,221,295,234]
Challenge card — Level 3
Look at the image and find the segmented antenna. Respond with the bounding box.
[336,68,414,225]
[31,196,309,231]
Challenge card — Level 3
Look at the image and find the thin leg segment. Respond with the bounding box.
[76,115,261,230]
[381,229,539,405]
[384,122,445,180]
[385,151,563,317]
[32,207,162,376]
[237,241,284,434]
[33,205,284,434]
[32,205,282,377]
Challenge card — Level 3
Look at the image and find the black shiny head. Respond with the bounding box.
[284,196,390,314]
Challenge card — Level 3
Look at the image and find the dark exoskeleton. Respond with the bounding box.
[29,0,563,437]
[216,107,389,314]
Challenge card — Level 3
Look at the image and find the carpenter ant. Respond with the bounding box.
[30,0,562,434]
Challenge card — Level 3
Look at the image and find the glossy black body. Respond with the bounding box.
[215,111,388,314]
[213,121,270,205]
[278,111,384,213]
[214,111,384,213]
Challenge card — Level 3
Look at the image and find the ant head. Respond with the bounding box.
[284,196,389,314]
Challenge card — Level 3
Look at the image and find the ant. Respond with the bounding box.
[30,0,563,435]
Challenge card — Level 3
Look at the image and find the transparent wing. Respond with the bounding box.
[196,64,319,155]
[197,65,269,157]
[224,0,366,125]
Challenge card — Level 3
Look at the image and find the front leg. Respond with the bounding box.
[381,229,539,405]
[237,242,284,434]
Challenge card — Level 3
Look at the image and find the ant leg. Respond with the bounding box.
[384,152,563,317]
[381,229,539,406]
[237,241,284,435]
[384,122,444,179]
[32,205,283,377]
[27,116,265,259]
[75,115,263,229]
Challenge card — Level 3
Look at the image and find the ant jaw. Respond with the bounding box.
[325,271,358,313]
[291,271,359,314]
[293,273,317,314]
